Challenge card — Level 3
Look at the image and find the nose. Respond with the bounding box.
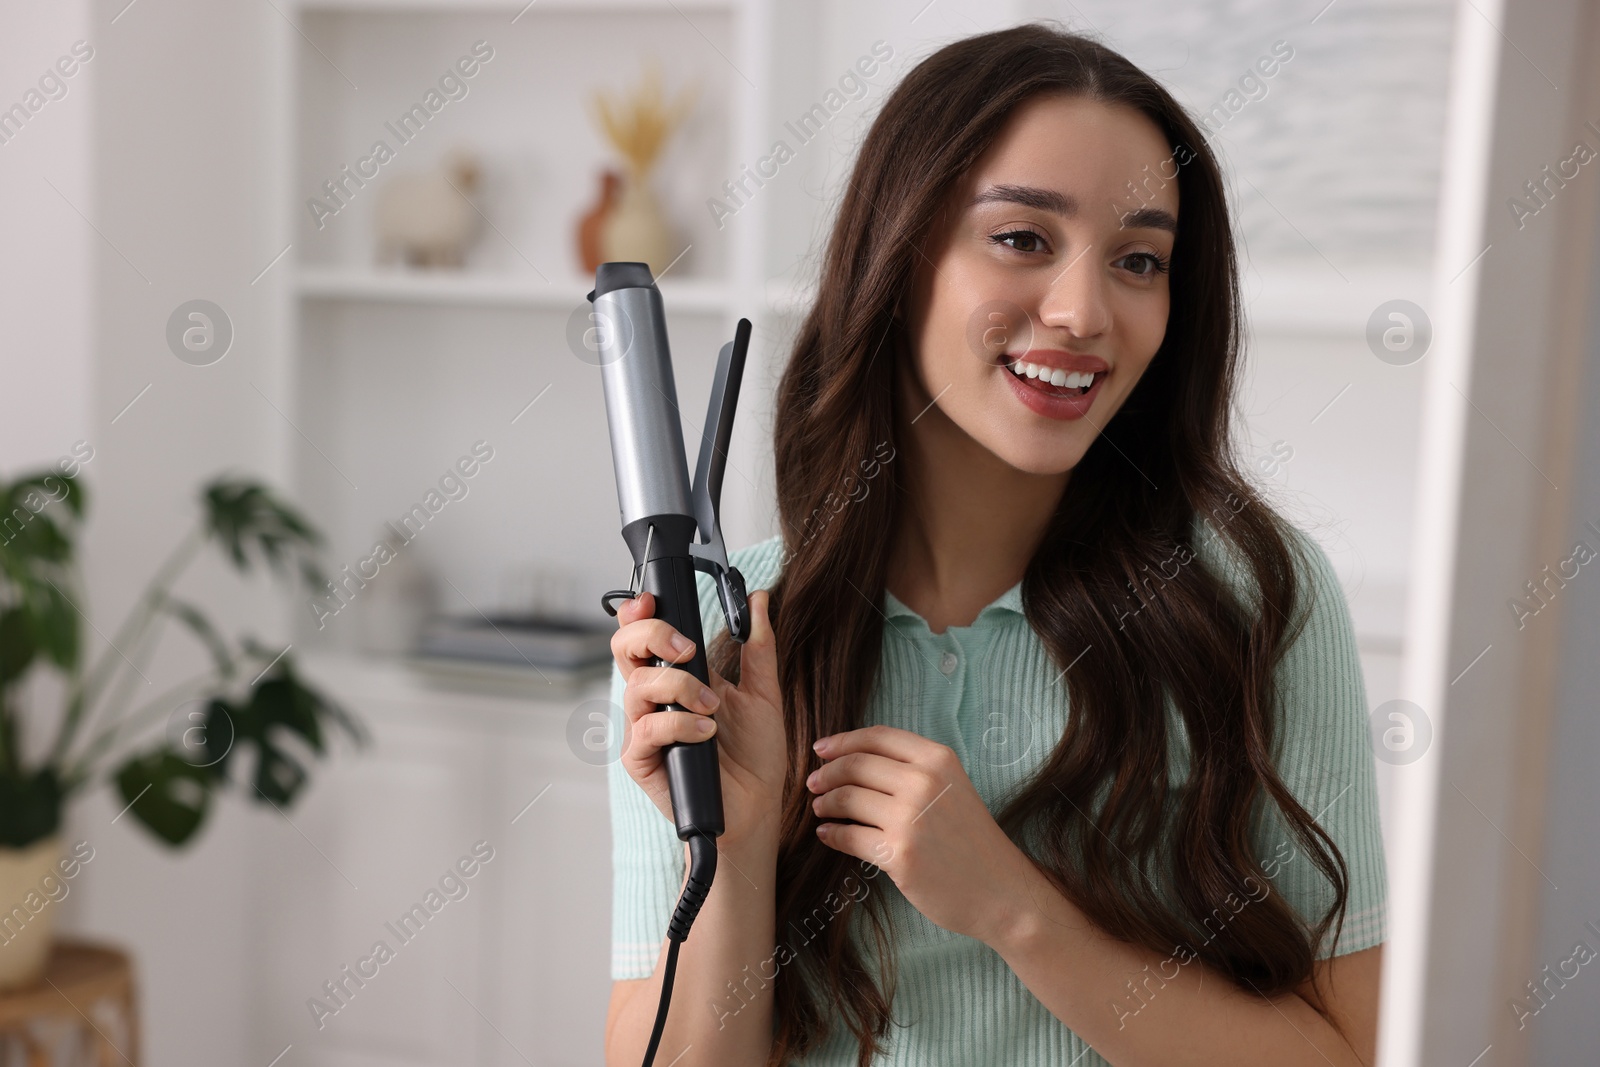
[1037,246,1112,341]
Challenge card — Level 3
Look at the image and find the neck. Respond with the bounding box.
[886,352,1067,633]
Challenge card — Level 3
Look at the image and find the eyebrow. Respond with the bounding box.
[1118,204,1179,234]
[969,183,1178,234]
[969,183,1077,215]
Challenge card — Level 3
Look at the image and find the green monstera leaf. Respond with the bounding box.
[110,650,363,845]
[201,477,326,589]
[232,654,365,806]
[28,575,79,671]
[114,751,212,847]
[0,608,34,686]
[0,767,64,848]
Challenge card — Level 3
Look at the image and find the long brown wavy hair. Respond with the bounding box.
[704,22,1350,1067]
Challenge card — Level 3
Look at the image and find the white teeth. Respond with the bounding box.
[1007,359,1099,391]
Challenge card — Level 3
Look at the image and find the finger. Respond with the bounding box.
[623,663,720,724]
[609,591,697,672]
[737,588,780,702]
[806,751,907,796]
[814,821,887,866]
[625,707,717,763]
[612,590,657,632]
[611,615,699,677]
[811,783,895,828]
[815,723,945,764]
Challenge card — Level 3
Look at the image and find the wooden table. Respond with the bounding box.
[0,940,139,1066]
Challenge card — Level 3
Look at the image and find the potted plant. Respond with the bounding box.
[0,466,364,988]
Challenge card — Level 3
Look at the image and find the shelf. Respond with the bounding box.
[294,265,735,312]
[298,649,610,719]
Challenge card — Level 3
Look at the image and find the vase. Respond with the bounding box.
[600,168,675,276]
[0,835,62,989]
[577,168,621,274]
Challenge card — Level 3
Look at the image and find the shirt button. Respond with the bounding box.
[938,651,958,675]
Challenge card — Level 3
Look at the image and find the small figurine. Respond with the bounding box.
[374,151,482,269]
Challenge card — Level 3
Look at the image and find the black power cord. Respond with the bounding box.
[641,833,718,1067]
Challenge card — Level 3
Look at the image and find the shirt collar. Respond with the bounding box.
[883,579,1025,624]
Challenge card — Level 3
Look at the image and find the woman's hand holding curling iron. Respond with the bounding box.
[610,588,787,856]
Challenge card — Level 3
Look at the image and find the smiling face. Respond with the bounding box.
[899,93,1180,476]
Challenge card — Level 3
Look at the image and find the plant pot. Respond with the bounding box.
[0,835,63,989]
[600,169,675,276]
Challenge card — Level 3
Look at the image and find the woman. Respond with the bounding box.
[604,23,1386,1067]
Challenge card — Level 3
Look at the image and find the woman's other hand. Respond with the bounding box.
[806,725,1041,946]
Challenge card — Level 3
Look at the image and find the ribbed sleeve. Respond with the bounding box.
[605,661,683,980]
[1247,525,1389,957]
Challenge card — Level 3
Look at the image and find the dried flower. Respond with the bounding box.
[590,59,699,178]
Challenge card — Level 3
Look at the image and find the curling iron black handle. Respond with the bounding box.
[642,552,726,842]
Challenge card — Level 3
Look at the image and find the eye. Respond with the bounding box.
[988,228,1049,255]
[1119,251,1171,278]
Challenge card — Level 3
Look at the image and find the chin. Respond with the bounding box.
[989,435,1086,476]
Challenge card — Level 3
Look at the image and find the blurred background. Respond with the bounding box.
[0,0,1594,1064]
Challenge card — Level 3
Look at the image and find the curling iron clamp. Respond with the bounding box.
[589,261,752,1067]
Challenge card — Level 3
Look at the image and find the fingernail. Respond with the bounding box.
[700,686,719,708]
[805,771,819,789]
[670,633,693,655]
[696,717,715,733]
[813,737,829,754]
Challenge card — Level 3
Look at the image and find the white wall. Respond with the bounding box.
[58,1,289,1064]
[0,2,93,468]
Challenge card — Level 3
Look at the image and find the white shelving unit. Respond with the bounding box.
[294,263,737,311]
[269,0,818,657]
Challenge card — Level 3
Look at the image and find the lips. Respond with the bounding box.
[1000,350,1109,421]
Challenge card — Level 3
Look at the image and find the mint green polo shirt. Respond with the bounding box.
[606,515,1387,1066]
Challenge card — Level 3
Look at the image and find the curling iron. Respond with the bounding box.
[589,261,752,1067]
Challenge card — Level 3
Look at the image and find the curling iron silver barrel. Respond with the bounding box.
[590,261,752,844]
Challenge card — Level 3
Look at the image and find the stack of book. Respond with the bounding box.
[407,613,616,697]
